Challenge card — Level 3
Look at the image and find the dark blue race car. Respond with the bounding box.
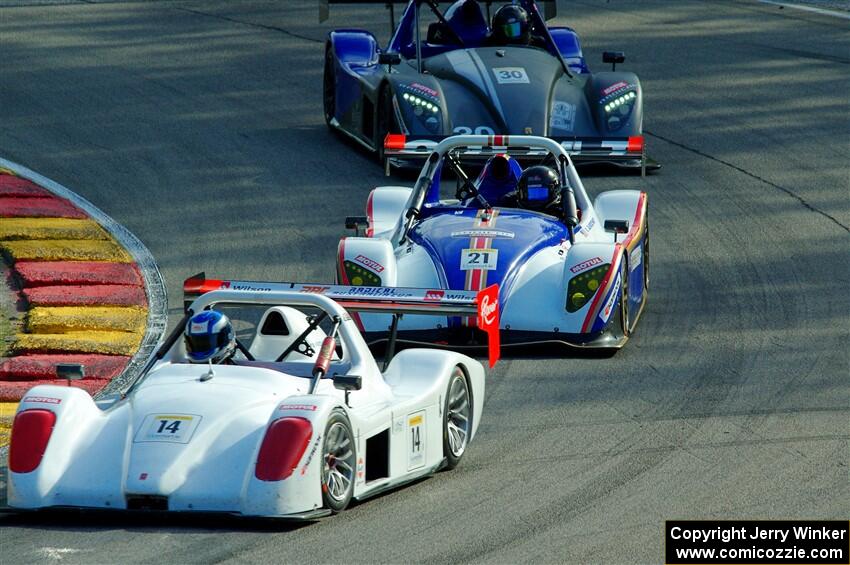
[322,0,656,172]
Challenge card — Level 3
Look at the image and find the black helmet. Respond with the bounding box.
[492,4,530,45]
[517,165,560,211]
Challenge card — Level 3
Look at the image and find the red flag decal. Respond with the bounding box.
[476,284,500,368]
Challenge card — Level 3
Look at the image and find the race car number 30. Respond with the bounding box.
[493,67,529,84]
[134,414,202,444]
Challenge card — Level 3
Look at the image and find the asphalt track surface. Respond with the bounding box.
[1,1,848,563]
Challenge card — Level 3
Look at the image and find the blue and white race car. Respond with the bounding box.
[339,134,649,352]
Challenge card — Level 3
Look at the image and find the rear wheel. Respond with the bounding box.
[443,367,471,470]
[321,410,355,513]
[323,44,336,127]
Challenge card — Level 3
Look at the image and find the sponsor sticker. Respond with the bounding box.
[301,285,330,294]
[279,404,317,411]
[344,287,412,297]
[409,82,439,97]
[570,256,603,274]
[601,275,621,322]
[461,248,498,271]
[300,435,321,475]
[190,321,208,333]
[451,229,514,239]
[22,396,62,404]
[550,100,576,131]
[407,411,426,470]
[134,414,202,444]
[630,246,642,271]
[602,81,629,96]
[424,290,445,302]
[493,67,529,84]
[354,254,385,273]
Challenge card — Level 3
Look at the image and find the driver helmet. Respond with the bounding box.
[517,165,560,211]
[184,310,236,363]
[492,4,530,45]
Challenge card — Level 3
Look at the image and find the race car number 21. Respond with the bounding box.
[461,248,498,270]
[407,411,426,470]
[134,414,202,444]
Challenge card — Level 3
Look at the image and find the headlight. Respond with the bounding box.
[343,260,380,286]
[400,86,441,132]
[566,263,610,312]
[601,90,636,132]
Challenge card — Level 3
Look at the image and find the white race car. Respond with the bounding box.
[6,279,497,519]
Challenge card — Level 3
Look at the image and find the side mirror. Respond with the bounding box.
[333,374,362,392]
[57,363,85,381]
[378,51,401,66]
[345,215,369,236]
[602,51,625,71]
[604,219,629,242]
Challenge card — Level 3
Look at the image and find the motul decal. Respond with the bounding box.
[279,404,318,411]
[22,396,61,404]
[602,81,629,96]
[354,254,385,273]
[570,256,603,274]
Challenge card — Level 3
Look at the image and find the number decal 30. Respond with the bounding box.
[452,125,495,135]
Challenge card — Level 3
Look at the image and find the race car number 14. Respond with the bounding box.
[134,414,202,444]
[407,411,426,470]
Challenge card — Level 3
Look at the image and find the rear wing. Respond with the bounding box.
[183,274,501,367]
[318,0,557,24]
[384,133,645,162]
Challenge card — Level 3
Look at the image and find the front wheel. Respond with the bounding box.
[443,367,471,470]
[323,44,336,127]
[321,410,356,513]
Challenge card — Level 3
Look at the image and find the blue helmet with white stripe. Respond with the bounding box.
[184,310,236,363]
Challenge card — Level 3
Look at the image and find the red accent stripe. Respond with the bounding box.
[581,245,623,333]
[0,354,130,382]
[0,197,87,219]
[337,238,350,284]
[336,238,365,331]
[622,192,647,249]
[366,190,375,237]
[23,285,146,307]
[0,176,52,198]
[14,261,143,288]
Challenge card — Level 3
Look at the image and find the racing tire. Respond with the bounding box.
[376,85,399,163]
[321,409,356,513]
[442,366,472,470]
[323,44,336,128]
